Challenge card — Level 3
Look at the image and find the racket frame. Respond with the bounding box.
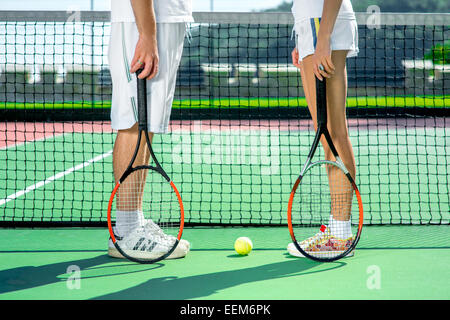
[287,77,363,262]
[107,69,184,264]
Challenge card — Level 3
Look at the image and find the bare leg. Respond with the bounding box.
[113,122,154,212]
[325,51,355,222]
[299,50,356,222]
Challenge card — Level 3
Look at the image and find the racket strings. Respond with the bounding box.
[293,162,358,227]
[290,161,361,259]
[327,164,354,221]
[116,169,147,212]
[114,168,181,236]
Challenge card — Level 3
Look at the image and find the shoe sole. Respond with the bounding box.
[108,247,187,260]
[287,244,355,258]
[108,239,190,260]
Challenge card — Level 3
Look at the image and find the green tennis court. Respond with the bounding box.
[1,226,449,300]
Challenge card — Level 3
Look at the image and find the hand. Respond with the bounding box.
[130,34,159,80]
[291,48,301,69]
[311,36,335,81]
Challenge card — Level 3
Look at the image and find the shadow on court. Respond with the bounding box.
[0,251,345,298]
[0,254,161,295]
[93,258,346,300]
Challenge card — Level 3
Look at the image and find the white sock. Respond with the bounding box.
[115,210,145,236]
[329,215,352,239]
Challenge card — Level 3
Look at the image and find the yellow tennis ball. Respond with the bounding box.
[234,237,253,255]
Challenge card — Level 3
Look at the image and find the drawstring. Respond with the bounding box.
[291,25,298,48]
[185,22,192,43]
[291,26,296,40]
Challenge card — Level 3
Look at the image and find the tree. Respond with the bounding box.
[425,41,450,65]
[263,0,450,13]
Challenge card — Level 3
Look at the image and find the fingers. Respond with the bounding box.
[291,48,301,69]
[325,55,335,73]
[313,62,323,81]
[140,58,153,79]
[321,55,335,78]
[146,56,159,80]
[313,56,335,81]
[130,38,159,80]
[131,55,159,80]
[130,54,142,74]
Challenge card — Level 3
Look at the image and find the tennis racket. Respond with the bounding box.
[287,76,363,262]
[107,69,184,264]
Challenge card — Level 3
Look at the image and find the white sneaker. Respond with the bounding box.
[142,219,191,251]
[108,221,190,260]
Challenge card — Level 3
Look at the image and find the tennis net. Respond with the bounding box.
[0,11,448,227]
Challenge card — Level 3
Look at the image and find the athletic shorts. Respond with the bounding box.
[108,22,186,133]
[293,18,359,62]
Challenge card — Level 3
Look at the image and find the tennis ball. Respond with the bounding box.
[234,237,253,255]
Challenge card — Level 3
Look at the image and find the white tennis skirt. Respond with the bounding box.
[108,22,186,133]
[293,17,359,62]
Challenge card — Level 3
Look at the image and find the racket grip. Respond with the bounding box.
[316,77,327,127]
[136,68,148,130]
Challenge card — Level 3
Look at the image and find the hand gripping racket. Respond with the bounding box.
[107,69,184,264]
[287,77,363,262]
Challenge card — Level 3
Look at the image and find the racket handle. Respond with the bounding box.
[136,68,148,131]
[316,77,327,128]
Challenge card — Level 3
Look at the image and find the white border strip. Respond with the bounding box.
[0,11,448,26]
[0,150,112,207]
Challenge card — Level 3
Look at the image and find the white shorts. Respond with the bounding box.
[293,18,359,62]
[108,22,186,133]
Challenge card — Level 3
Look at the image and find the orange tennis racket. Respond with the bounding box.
[287,77,363,262]
[107,69,184,264]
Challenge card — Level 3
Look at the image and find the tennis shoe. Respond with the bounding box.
[287,225,354,258]
[108,221,189,260]
[143,219,190,251]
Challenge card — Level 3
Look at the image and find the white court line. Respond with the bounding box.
[0,150,113,207]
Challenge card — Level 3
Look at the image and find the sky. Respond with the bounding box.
[0,0,287,12]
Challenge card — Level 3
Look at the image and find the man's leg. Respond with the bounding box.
[113,122,154,236]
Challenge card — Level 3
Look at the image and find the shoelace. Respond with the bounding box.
[142,223,175,245]
[301,230,330,249]
[128,225,167,246]
[144,220,177,241]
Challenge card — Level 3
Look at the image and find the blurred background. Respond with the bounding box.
[1,0,449,13]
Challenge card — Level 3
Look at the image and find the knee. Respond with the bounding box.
[118,122,139,135]
[328,128,349,145]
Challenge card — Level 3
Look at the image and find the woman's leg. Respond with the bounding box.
[299,50,355,225]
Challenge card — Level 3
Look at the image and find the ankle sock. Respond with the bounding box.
[115,210,145,236]
[329,216,352,239]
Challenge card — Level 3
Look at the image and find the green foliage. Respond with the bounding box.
[261,1,291,12]
[424,41,450,65]
[263,0,450,13]
[350,0,450,12]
